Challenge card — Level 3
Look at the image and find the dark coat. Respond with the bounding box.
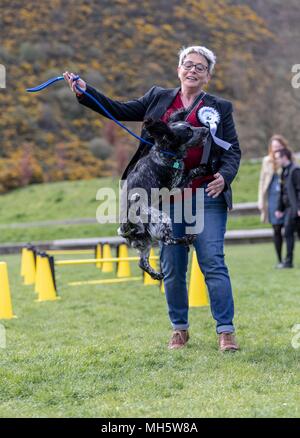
[278,163,300,218]
[77,85,241,209]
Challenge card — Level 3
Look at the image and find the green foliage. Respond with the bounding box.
[0,0,273,192]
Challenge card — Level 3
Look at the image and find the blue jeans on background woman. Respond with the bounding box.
[160,185,235,334]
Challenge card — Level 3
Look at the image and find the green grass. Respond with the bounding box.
[231,160,261,203]
[0,177,119,224]
[0,161,262,243]
[227,215,269,230]
[0,224,119,243]
[0,243,299,417]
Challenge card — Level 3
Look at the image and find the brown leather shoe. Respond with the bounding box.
[218,332,239,352]
[168,330,189,350]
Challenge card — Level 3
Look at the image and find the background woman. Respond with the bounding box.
[258,134,292,267]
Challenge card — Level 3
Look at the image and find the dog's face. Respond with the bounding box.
[144,118,208,155]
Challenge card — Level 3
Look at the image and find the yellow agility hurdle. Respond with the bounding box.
[21,244,207,308]
[47,249,94,256]
[55,256,159,266]
[68,277,141,286]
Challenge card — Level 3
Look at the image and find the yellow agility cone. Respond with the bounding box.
[160,279,165,294]
[101,243,113,273]
[36,255,59,302]
[0,262,16,319]
[23,246,36,286]
[34,253,43,295]
[20,247,28,278]
[117,243,131,278]
[188,250,209,307]
[95,243,102,269]
[144,248,160,285]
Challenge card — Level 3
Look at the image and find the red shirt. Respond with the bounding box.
[161,92,214,191]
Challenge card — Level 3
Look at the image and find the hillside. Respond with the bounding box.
[1,0,272,193]
[1,0,299,193]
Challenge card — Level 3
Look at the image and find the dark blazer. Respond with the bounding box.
[77,85,241,209]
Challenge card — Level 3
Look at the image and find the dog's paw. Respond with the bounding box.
[187,233,197,241]
[150,272,164,281]
[117,224,132,237]
[184,234,197,246]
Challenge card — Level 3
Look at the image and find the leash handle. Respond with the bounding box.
[26,76,64,92]
[26,75,154,146]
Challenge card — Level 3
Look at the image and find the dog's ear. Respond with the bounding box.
[143,119,176,144]
[168,109,187,123]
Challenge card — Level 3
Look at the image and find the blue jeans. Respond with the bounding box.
[159,187,235,334]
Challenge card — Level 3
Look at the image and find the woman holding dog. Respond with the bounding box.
[64,45,241,352]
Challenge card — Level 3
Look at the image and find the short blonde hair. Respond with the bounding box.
[178,46,216,74]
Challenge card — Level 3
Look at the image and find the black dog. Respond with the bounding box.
[118,114,209,279]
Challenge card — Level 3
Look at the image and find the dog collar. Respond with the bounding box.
[158,152,184,170]
[172,160,183,169]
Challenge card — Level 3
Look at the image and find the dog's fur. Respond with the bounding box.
[118,112,209,279]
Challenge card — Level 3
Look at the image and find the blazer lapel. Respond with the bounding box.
[149,87,180,120]
[149,89,221,127]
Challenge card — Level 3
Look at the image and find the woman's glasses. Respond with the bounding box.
[181,61,208,73]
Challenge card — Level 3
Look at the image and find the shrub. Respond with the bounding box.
[88,137,113,160]
[19,42,48,63]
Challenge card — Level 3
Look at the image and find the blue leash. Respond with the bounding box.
[26,75,65,92]
[26,75,178,157]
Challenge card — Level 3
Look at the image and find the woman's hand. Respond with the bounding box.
[206,173,225,198]
[63,71,86,95]
[275,210,284,219]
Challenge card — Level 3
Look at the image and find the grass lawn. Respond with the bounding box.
[231,160,261,203]
[0,177,119,224]
[0,161,263,243]
[0,243,299,418]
